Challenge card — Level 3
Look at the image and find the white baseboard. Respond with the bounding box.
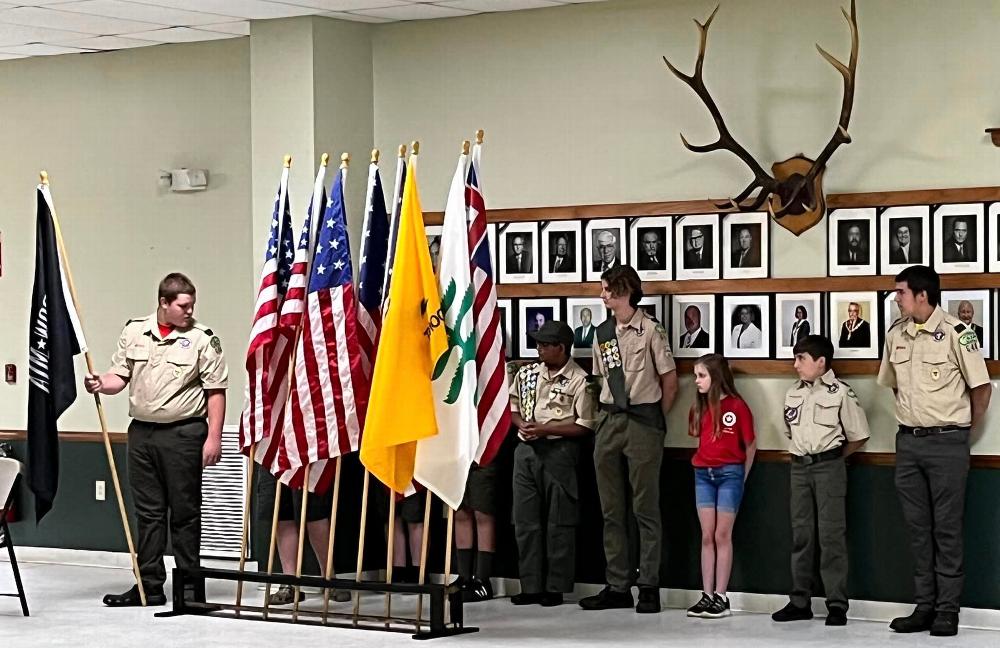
[0,546,255,572]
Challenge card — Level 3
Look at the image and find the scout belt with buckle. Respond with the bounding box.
[898,425,970,437]
[791,446,843,465]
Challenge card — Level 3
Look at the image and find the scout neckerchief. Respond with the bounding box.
[517,363,541,422]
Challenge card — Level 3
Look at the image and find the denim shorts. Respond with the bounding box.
[693,464,745,514]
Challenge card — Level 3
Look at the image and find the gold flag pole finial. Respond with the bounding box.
[40,170,49,185]
[398,144,406,158]
[283,155,292,168]
[475,129,484,145]
[340,152,350,170]
[371,148,380,164]
[411,141,420,155]
[320,153,330,167]
[462,140,471,155]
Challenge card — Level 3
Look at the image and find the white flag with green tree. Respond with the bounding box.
[412,150,478,509]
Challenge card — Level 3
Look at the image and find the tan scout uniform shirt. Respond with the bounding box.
[783,369,870,456]
[509,359,597,435]
[592,309,676,406]
[110,314,229,423]
[877,306,990,427]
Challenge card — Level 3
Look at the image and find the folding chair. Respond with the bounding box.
[0,457,28,616]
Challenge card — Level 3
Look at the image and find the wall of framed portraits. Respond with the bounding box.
[427,186,1000,458]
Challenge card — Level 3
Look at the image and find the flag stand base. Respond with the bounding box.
[155,566,479,640]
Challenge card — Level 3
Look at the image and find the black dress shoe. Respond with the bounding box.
[771,601,813,622]
[635,586,661,614]
[930,611,958,637]
[889,607,935,633]
[511,592,545,606]
[825,606,847,626]
[539,592,564,607]
[579,585,633,610]
[103,584,166,607]
[466,577,494,603]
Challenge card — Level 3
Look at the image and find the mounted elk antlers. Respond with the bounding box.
[663,1,859,235]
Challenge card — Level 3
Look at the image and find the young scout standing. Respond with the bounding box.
[580,265,678,614]
[509,321,596,607]
[84,273,228,606]
[772,335,869,626]
[878,265,991,637]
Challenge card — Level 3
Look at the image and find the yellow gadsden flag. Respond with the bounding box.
[360,157,448,493]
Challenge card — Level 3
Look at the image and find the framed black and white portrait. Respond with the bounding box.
[425,225,442,272]
[829,291,879,359]
[880,205,929,275]
[518,298,561,359]
[637,295,664,325]
[630,216,673,281]
[828,208,876,276]
[672,294,715,358]
[566,297,607,358]
[722,212,769,279]
[988,202,1000,273]
[942,289,991,359]
[882,291,903,341]
[675,214,719,280]
[934,203,984,274]
[541,221,583,283]
[585,218,627,282]
[722,295,771,359]
[498,222,539,284]
[775,293,823,359]
[497,298,514,360]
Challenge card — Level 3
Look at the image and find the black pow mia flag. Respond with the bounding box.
[27,186,86,521]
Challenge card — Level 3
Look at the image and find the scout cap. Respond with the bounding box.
[529,320,574,348]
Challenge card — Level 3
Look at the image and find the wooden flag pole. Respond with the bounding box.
[41,171,147,607]
[319,457,343,623]
[261,482,283,620]
[414,489,433,632]
[383,493,396,629]
[351,469,371,625]
[291,463,311,622]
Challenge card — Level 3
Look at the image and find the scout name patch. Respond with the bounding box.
[784,404,801,424]
[599,339,622,369]
[958,330,979,352]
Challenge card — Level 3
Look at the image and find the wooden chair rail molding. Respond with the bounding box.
[1,430,998,468]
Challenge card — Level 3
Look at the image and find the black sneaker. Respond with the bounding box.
[929,611,958,637]
[579,586,634,610]
[771,601,813,622]
[889,607,935,633]
[511,592,545,606]
[701,593,731,619]
[467,577,493,603]
[103,584,167,607]
[539,592,564,607]
[825,606,847,626]
[635,586,660,614]
[686,592,714,618]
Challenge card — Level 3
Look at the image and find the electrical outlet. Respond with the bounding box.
[95,481,106,501]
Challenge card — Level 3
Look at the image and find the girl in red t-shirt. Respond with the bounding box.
[685,354,757,619]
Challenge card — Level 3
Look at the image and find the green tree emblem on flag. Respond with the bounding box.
[432,278,475,404]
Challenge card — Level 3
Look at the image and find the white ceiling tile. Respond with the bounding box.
[199,20,250,36]
[57,34,160,49]
[283,0,408,10]
[55,1,239,26]
[0,6,165,34]
[0,23,91,46]
[128,26,242,43]
[436,0,561,12]
[319,11,393,23]
[0,42,93,55]
[127,1,315,20]
[353,3,474,20]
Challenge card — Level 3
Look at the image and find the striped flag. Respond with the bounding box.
[279,167,370,488]
[238,165,293,455]
[356,162,391,378]
[467,142,511,466]
[381,154,406,314]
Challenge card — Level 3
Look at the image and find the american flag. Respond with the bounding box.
[278,167,370,488]
[467,143,511,466]
[356,162,391,378]
[381,154,406,314]
[239,167,293,455]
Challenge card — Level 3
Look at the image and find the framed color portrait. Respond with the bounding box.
[722,212,769,280]
[675,214,720,280]
[672,294,715,358]
[942,289,991,359]
[518,298,561,359]
[880,205,929,275]
[566,297,607,358]
[630,216,673,281]
[541,220,583,283]
[933,203,984,274]
[829,291,879,359]
[585,218,627,282]
[828,208,876,276]
[722,294,771,359]
[775,293,823,359]
[498,221,539,284]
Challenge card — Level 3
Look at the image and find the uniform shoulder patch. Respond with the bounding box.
[958,330,979,352]
[210,336,222,353]
[654,323,667,339]
[954,323,967,334]
[839,380,858,400]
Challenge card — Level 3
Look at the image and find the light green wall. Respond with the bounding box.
[0,39,252,432]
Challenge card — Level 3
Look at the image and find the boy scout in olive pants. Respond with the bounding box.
[85,273,228,607]
[580,266,677,614]
[772,335,869,626]
[510,321,596,607]
[878,265,991,637]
